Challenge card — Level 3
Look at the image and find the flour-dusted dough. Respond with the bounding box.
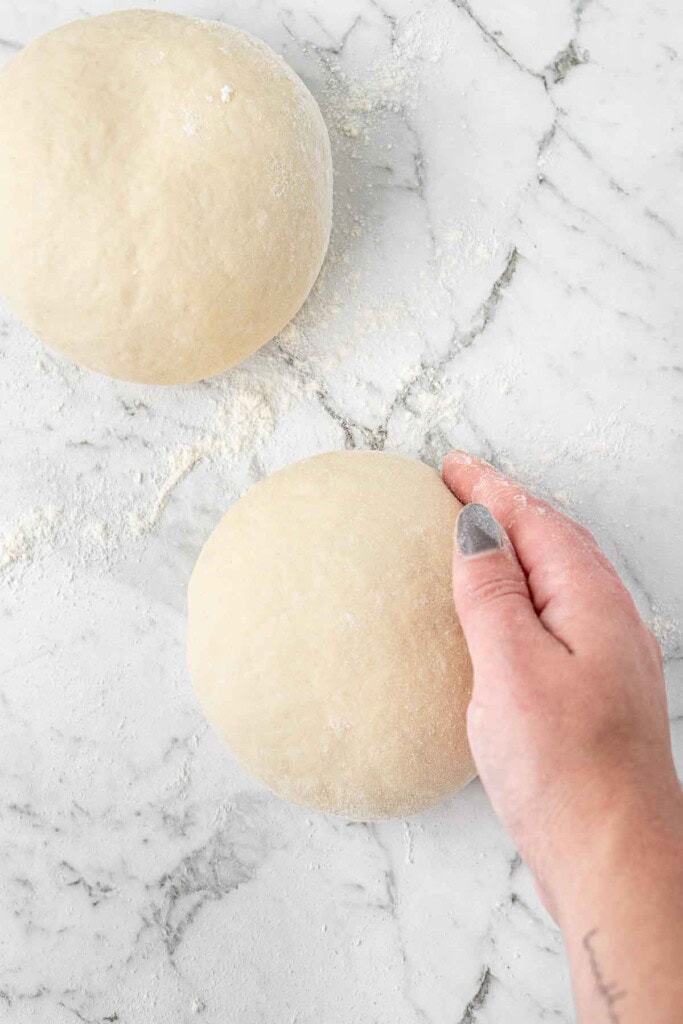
[188,451,475,820]
[0,11,332,384]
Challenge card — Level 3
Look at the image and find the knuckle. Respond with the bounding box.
[564,517,604,557]
[603,574,637,610]
[465,573,529,610]
[568,518,596,543]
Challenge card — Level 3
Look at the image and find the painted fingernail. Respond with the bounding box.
[457,503,503,557]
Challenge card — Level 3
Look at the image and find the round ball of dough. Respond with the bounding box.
[188,451,475,820]
[0,11,332,384]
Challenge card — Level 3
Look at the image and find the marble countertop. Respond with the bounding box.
[1,0,682,1021]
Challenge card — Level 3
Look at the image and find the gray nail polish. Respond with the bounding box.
[457,503,503,557]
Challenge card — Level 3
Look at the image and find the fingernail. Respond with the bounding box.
[444,449,473,465]
[457,503,503,557]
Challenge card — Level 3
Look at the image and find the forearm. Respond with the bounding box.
[555,797,683,1024]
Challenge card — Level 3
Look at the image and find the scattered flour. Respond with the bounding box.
[435,221,504,297]
[648,604,681,657]
[322,12,445,141]
[0,507,61,573]
[127,382,277,537]
[182,114,199,136]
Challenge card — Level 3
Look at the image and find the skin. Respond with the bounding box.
[442,451,683,1024]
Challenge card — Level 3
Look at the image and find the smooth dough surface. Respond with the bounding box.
[188,451,475,820]
[0,10,332,384]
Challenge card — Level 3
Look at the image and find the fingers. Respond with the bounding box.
[452,504,558,672]
[443,452,639,649]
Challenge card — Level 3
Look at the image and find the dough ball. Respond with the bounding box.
[0,11,332,384]
[188,451,475,820]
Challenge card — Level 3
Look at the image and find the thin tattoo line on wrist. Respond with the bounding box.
[582,928,628,1024]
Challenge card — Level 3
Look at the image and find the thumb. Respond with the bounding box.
[453,504,544,671]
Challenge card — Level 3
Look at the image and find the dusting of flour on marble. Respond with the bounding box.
[0,506,61,571]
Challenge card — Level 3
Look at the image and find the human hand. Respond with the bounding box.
[442,451,682,916]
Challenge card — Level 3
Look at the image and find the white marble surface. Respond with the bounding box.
[1,0,682,1020]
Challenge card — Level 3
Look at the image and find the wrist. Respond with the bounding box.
[535,776,683,924]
